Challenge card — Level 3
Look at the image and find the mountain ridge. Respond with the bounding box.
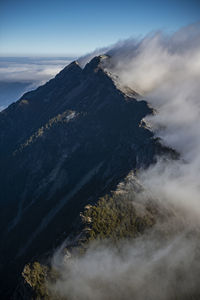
[0,55,173,297]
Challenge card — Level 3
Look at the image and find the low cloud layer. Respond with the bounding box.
[0,57,74,110]
[0,57,74,82]
[49,23,200,299]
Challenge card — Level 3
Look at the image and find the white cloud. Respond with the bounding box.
[48,23,200,299]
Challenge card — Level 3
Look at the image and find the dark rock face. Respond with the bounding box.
[0,56,165,296]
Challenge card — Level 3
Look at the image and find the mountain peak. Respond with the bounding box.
[54,60,82,81]
[67,60,81,69]
[60,59,82,73]
[83,55,110,73]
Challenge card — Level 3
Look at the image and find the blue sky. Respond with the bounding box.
[0,0,200,56]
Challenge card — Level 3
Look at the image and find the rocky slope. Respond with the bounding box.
[0,55,171,297]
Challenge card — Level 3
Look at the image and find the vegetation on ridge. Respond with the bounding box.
[14,110,77,155]
[81,194,155,243]
[22,191,156,299]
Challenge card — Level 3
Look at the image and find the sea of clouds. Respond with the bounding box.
[0,57,73,110]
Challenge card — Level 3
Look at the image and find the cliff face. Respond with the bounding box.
[0,56,167,296]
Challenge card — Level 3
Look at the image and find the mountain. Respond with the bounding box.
[0,55,171,297]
